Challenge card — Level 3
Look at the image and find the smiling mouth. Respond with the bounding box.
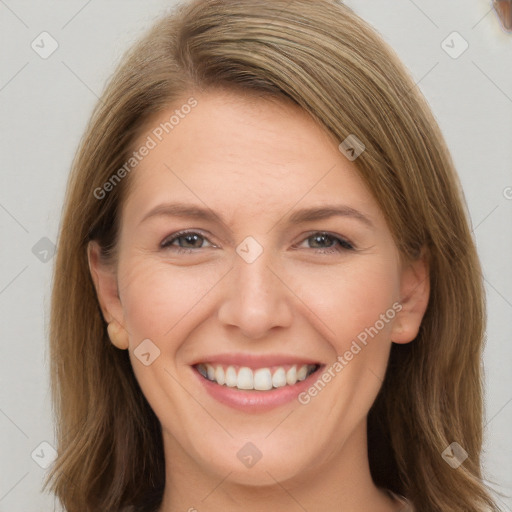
[194,363,321,391]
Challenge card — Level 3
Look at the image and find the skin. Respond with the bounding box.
[88,90,429,512]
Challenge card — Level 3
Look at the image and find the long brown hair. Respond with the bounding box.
[45,0,500,510]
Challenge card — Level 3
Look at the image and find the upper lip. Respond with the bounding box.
[191,353,321,368]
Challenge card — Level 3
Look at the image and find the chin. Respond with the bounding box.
[196,434,317,486]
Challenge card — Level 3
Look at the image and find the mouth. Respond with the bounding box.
[190,353,325,412]
[193,362,321,391]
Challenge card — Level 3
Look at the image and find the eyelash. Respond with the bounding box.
[160,230,355,255]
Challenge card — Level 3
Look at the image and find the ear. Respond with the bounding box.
[87,241,129,350]
[391,248,430,344]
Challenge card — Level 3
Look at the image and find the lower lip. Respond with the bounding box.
[192,366,323,413]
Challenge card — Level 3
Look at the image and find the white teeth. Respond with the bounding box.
[197,363,318,391]
[215,365,225,386]
[272,367,287,388]
[237,367,253,389]
[286,366,297,385]
[225,366,237,387]
[253,368,273,390]
[296,365,308,381]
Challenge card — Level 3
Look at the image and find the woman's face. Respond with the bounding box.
[89,90,428,488]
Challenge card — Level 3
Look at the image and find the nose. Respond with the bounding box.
[217,244,294,340]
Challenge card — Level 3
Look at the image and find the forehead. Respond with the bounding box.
[121,90,379,226]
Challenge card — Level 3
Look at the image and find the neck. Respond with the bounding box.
[157,419,400,512]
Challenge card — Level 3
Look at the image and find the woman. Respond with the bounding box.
[44,0,501,510]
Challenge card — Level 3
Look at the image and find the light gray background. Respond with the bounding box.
[0,1,511,510]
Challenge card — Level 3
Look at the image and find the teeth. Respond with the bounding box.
[253,368,273,390]
[272,367,287,388]
[199,363,317,391]
[215,365,225,386]
[225,366,237,387]
[296,365,308,381]
[197,364,208,379]
[237,367,253,389]
[286,366,297,385]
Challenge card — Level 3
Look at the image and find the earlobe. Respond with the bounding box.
[391,249,430,344]
[107,318,130,350]
[87,241,129,350]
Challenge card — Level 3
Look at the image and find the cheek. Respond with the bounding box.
[293,259,400,426]
[117,246,400,354]
[289,255,400,350]
[117,255,225,341]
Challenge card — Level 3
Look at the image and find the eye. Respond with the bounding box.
[160,230,355,255]
[294,232,355,254]
[160,231,215,254]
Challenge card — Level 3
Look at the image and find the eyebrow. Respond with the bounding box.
[139,202,374,229]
